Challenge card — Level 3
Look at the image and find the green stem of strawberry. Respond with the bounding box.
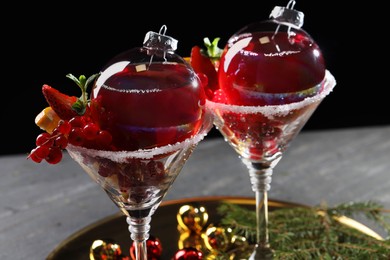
[66,73,100,115]
[203,37,223,66]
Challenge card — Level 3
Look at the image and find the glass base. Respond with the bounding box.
[249,244,274,260]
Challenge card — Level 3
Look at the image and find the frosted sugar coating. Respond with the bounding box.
[207,70,336,118]
[66,112,213,162]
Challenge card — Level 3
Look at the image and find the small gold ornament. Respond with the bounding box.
[177,204,209,233]
[203,225,231,252]
[178,231,207,252]
[203,225,251,259]
[176,203,252,258]
[177,204,209,253]
[90,239,125,260]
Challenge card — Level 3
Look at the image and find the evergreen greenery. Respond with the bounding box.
[216,201,390,259]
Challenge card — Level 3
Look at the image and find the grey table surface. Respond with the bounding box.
[1,125,390,259]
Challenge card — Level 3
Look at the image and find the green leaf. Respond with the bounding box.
[86,73,100,91]
[203,37,223,59]
[66,73,79,84]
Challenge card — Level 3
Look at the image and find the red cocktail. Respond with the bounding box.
[91,62,206,151]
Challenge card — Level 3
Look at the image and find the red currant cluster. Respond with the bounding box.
[28,115,113,164]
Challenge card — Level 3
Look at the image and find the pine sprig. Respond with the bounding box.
[217,203,257,242]
[216,201,390,259]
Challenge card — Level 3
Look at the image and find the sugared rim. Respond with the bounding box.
[66,111,214,161]
[206,70,336,117]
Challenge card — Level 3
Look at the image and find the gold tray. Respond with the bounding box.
[46,196,382,259]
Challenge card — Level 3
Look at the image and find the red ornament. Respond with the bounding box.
[91,27,206,151]
[218,3,326,106]
[172,247,203,260]
[129,236,163,260]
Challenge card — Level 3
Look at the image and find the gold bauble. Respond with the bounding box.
[89,239,122,260]
[177,204,209,233]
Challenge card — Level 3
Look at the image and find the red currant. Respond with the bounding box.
[68,127,85,146]
[54,135,68,149]
[96,130,113,148]
[36,133,54,147]
[54,120,72,135]
[28,150,43,163]
[69,116,85,128]
[34,145,51,159]
[83,123,100,140]
[45,147,63,164]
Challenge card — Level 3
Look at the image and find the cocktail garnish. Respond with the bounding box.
[28,73,109,164]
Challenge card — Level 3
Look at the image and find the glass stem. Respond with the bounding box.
[256,188,270,247]
[126,216,151,260]
[243,155,281,259]
[249,164,273,248]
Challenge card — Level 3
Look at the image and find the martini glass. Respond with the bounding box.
[65,26,213,260]
[66,112,212,260]
[207,71,336,258]
[205,2,336,257]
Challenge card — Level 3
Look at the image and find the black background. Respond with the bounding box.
[2,1,388,155]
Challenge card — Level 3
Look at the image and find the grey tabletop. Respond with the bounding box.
[1,125,390,259]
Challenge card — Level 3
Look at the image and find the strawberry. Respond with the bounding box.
[190,46,218,99]
[190,37,223,100]
[42,84,78,120]
[41,73,100,120]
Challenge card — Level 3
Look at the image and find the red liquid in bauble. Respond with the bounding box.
[91,62,206,151]
[211,29,327,160]
[218,31,326,106]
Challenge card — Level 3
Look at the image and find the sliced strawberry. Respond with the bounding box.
[190,46,219,99]
[42,84,78,120]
